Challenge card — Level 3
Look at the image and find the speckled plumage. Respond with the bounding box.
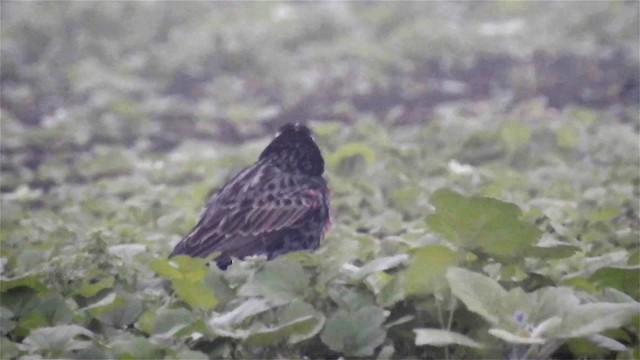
[169,123,330,269]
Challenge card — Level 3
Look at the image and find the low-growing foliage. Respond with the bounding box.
[1,2,639,359]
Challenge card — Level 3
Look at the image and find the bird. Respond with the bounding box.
[169,123,331,270]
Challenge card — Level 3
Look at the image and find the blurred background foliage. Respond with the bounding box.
[1,2,639,359]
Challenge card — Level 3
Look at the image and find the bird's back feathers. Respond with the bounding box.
[169,123,330,269]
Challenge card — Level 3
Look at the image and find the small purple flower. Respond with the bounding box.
[513,310,527,324]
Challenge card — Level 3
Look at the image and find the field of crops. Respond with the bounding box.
[1,2,638,359]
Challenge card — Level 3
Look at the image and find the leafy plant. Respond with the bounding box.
[1,2,638,359]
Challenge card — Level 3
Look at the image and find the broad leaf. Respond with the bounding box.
[0,274,47,293]
[588,267,640,300]
[405,245,458,296]
[172,279,217,310]
[414,328,485,348]
[76,276,115,298]
[22,325,93,354]
[557,303,640,338]
[488,328,546,344]
[209,298,288,330]
[244,302,325,346]
[426,189,541,260]
[353,254,409,280]
[446,268,508,324]
[320,306,387,356]
[238,257,309,302]
[152,308,194,336]
[110,336,163,359]
[150,256,208,282]
[0,307,16,336]
[86,292,143,327]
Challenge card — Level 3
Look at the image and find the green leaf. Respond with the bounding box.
[108,244,146,261]
[390,186,422,214]
[238,257,309,302]
[327,285,377,312]
[557,303,640,338]
[0,307,16,336]
[353,254,409,280]
[0,274,47,293]
[404,245,458,296]
[311,121,342,137]
[327,142,376,175]
[76,276,115,297]
[150,258,183,281]
[134,310,155,335]
[210,298,288,330]
[529,244,578,259]
[527,287,580,323]
[488,328,546,344]
[320,306,387,356]
[556,124,578,149]
[246,316,318,347]
[85,293,120,317]
[6,293,73,337]
[426,189,541,260]
[585,206,619,222]
[588,267,640,300]
[376,344,395,360]
[628,249,640,266]
[37,294,73,326]
[22,325,93,354]
[152,307,194,336]
[172,279,217,311]
[364,271,393,297]
[18,311,48,334]
[446,267,509,324]
[0,338,19,359]
[568,337,613,357]
[281,301,326,344]
[328,142,376,167]
[377,273,406,307]
[177,350,209,360]
[150,256,208,282]
[584,334,627,352]
[489,316,562,344]
[414,328,485,348]
[86,292,143,327]
[172,256,210,282]
[245,302,325,347]
[110,336,162,359]
[500,121,531,153]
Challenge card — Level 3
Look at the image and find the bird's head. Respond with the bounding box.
[259,123,324,176]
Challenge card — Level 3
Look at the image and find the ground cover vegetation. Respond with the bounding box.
[1,2,639,359]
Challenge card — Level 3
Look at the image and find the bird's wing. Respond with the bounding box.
[169,162,323,259]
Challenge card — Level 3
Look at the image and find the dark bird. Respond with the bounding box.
[170,123,331,269]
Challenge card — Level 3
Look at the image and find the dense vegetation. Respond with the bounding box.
[1,2,638,359]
